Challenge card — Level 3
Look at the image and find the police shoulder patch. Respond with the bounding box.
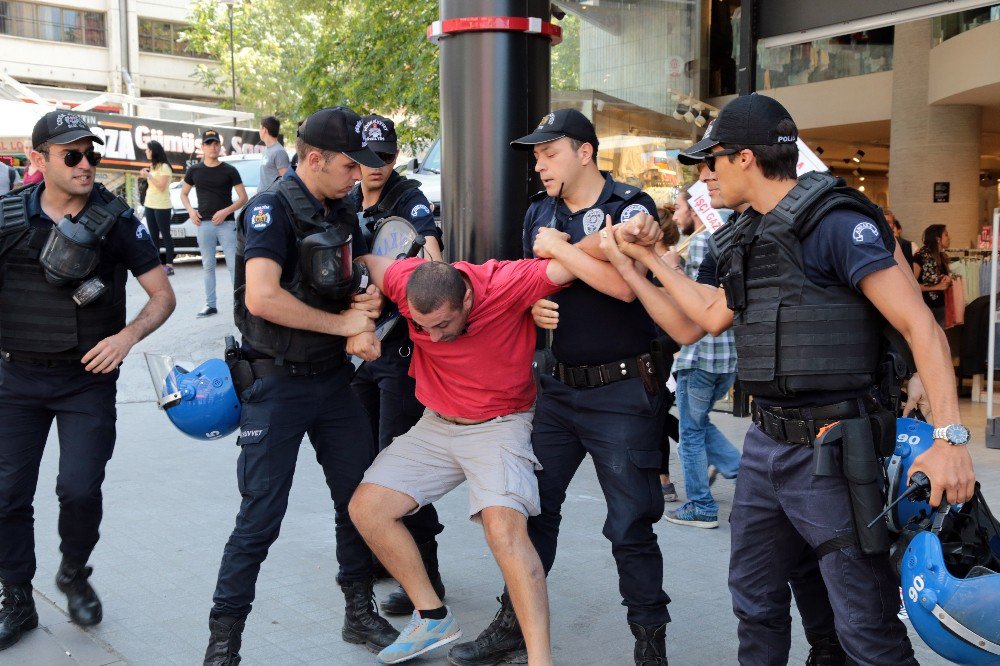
[250,204,273,231]
[409,203,431,219]
[852,220,880,244]
[620,203,650,222]
[135,225,149,240]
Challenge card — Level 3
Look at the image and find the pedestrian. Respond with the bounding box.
[605,93,975,665]
[257,115,289,186]
[139,140,175,275]
[348,113,446,616]
[913,223,952,325]
[664,182,740,529]
[0,111,175,651]
[452,108,671,666]
[885,210,916,267]
[21,160,43,186]
[180,129,247,317]
[202,106,397,666]
[349,245,614,665]
[0,159,20,195]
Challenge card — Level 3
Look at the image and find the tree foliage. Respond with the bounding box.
[551,14,580,91]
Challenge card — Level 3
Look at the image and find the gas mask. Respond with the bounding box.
[39,204,117,305]
[299,226,364,300]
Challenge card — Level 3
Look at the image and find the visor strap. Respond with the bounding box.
[933,604,1000,655]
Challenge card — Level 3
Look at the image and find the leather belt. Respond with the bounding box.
[554,353,652,389]
[0,350,80,367]
[250,357,343,378]
[750,399,864,446]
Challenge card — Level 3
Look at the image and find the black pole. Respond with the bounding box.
[736,0,758,95]
[437,0,553,263]
[228,4,237,113]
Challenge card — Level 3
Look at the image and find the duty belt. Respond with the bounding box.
[554,353,653,389]
[250,357,342,378]
[750,399,864,446]
[0,350,80,367]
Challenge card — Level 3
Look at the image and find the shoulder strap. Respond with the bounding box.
[768,171,838,232]
[0,187,31,238]
[276,178,327,232]
[376,177,422,215]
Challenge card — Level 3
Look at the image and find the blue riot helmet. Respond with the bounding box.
[145,353,240,440]
[886,418,936,533]
[899,485,1000,665]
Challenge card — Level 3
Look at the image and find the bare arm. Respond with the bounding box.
[214,183,249,223]
[423,235,443,262]
[356,254,395,293]
[634,244,734,336]
[538,233,634,301]
[245,256,375,336]
[180,181,200,224]
[80,266,177,373]
[860,265,975,506]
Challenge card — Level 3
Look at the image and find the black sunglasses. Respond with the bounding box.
[375,152,397,164]
[43,148,102,168]
[704,148,740,172]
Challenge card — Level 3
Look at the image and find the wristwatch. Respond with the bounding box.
[932,423,971,445]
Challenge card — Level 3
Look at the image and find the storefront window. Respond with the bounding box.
[933,4,1000,45]
[0,1,106,46]
[755,27,894,90]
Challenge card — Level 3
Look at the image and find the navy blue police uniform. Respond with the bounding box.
[705,177,917,665]
[524,172,671,629]
[348,171,443,547]
[0,182,159,585]
[210,170,379,619]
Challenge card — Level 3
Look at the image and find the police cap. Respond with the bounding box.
[510,108,599,153]
[679,93,797,165]
[298,106,384,168]
[32,111,104,147]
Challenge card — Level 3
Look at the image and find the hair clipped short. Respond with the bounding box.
[406,262,466,314]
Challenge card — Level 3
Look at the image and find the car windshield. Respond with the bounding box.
[420,140,440,174]
[227,159,262,189]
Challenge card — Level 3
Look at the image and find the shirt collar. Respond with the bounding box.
[557,171,616,215]
[26,182,104,223]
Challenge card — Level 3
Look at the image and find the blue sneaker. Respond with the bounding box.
[664,501,719,529]
[377,608,462,664]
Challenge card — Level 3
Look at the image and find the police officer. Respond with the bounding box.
[449,108,671,666]
[348,114,446,615]
[203,106,397,665]
[0,111,175,650]
[601,94,976,665]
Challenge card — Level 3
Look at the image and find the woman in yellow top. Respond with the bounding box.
[139,140,175,275]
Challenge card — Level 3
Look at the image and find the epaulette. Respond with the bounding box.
[611,180,645,202]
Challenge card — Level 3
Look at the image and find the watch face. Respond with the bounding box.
[946,424,971,444]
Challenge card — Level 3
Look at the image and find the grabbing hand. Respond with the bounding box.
[82,331,137,374]
[598,216,637,273]
[908,443,976,506]
[533,227,571,259]
[351,284,384,316]
[346,331,381,362]
[531,298,560,330]
[337,307,377,337]
[616,212,661,246]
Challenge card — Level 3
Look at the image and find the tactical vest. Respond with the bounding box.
[0,184,128,360]
[355,177,421,245]
[234,177,355,364]
[715,172,895,398]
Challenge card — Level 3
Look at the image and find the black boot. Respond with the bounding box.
[0,580,38,651]
[203,614,245,666]
[381,540,446,615]
[341,579,399,652]
[805,633,851,665]
[55,558,102,627]
[447,592,527,665]
[630,622,667,665]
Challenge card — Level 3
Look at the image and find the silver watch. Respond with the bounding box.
[932,423,971,445]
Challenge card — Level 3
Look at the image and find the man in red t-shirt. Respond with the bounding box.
[348,255,575,665]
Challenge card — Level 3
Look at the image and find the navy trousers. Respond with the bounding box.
[528,374,670,627]
[729,425,916,666]
[212,364,376,619]
[0,359,118,584]
[350,345,443,545]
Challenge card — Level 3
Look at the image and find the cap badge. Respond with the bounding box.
[362,119,387,143]
[537,112,555,130]
[354,119,363,135]
[776,135,796,143]
[56,113,86,129]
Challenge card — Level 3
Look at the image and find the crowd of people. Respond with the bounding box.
[0,92,982,666]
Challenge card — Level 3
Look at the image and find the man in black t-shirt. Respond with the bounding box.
[180,130,248,317]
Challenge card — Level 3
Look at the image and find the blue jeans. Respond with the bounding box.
[675,368,740,515]
[197,218,238,309]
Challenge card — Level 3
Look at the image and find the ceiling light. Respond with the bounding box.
[816,146,824,155]
[853,149,865,163]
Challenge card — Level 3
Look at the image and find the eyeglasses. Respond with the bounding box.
[42,149,102,168]
[375,152,397,165]
[704,148,740,172]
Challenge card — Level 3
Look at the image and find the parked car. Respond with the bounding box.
[165,152,265,253]
[400,138,441,219]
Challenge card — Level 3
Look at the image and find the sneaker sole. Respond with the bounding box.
[379,630,464,664]
[447,648,529,665]
[664,515,719,529]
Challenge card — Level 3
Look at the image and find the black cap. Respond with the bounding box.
[297,106,384,168]
[31,110,104,148]
[360,115,398,155]
[201,129,221,144]
[678,94,797,166]
[510,108,599,153]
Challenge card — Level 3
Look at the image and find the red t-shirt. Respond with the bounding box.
[383,257,564,420]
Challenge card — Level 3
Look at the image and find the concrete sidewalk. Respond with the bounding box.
[5,262,994,665]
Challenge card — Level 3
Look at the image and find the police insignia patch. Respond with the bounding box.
[410,204,431,219]
[582,208,604,235]
[250,204,272,231]
[537,112,555,129]
[136,226,148,240]
[852,221,879,244]
[620,203,650,222]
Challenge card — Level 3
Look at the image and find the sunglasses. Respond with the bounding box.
[43,148,102,168]
[375,152,397,165]
[704,148,740,172]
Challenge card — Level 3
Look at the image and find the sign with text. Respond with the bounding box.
[688,181,726,234]
[795,139,828,176]
[934,182,950,203]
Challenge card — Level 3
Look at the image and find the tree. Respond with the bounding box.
[551,14,580,91]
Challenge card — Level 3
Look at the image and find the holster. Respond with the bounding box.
[532,347,556,396]
[224,335,254,398]
[650,334,679,391]
[839,416,892,556]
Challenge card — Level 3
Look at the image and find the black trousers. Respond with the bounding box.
[0,359,118,584]
[144,206,175,265]
[351,345,443,545]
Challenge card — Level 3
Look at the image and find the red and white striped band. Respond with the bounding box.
[426,16,563,45]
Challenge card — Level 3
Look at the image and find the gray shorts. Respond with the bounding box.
[361,409,541,521]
